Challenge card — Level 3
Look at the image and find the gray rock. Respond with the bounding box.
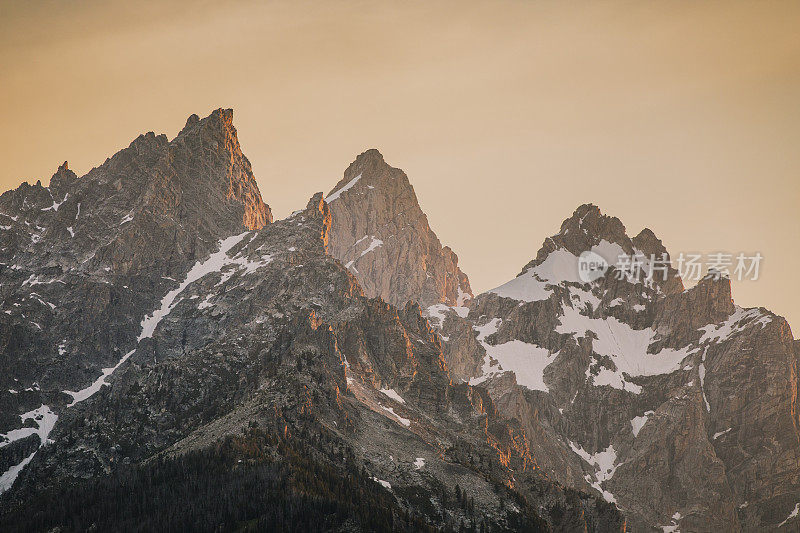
[425,203,799,531]
[0,116,621,532]
[327,149,472,310]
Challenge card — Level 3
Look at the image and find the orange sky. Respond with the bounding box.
[2,0,798,329]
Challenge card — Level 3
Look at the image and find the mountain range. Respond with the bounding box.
[1,109,797,532]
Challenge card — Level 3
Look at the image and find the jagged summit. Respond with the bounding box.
[526,203,627,269]
[177,108,235,139]
[348,147,384,165]
[434,201,799,530]
[1,155,619,530]
[1,108,271,263]
[183,112,200,130]
[326,149,472,310]
[335,148,386,185]
[632,227,664,254]
[47,161,77,195]
[0,109,274,468]
[303,191,332,252]
[167,108,271,230]
[2,109,798,531]
[327,148,393,202]
[500,203,683,300]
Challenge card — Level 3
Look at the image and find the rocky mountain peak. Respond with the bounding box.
[692,270,735,312]
[0,156,622,530]
[3,107,799,531]
[344,147,385,174]
[183,113,200,130]
[522,203,628,274]
[511,204,682,296]
[177,107,234,138]
[306,191,327,215]
[162,109,271,230]
[127,131,169,156]
[631,227,662,255]
[326,149,472,310]
[48,161,77,195]
[632,228,684,295]
[0,108,275,446]
[561,203,627,244]
[446,199,799,530]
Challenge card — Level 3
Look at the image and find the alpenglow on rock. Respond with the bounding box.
[0,108,271,496]
[2,109,796,531]
[0,114,623,532]
[326,149,472,311]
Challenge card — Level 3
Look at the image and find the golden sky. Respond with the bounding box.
[2,0,798,328]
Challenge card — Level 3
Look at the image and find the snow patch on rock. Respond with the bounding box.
[327,173,362,202]
[699,307,771,344]
[469,318,556,392]
[712,428,731,440]
[569,441,618,503]
[371,477,392,490]
[64,349,136,406]
[488,240,625,303]
[138,232,252,340]
[557,305,696,393]
[0,405,58,494]
[631,411,654,437]
[380,405,411,427]
[379,388,406,404]
[779,503,800,527]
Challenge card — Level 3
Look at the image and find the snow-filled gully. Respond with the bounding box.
[1,231,261,494]
[0,405,59,493]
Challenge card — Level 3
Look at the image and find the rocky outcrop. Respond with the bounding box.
[651,273,735,349]
[2,116,795,531]
[327,149,472,311]
[0,123,622,532]
[429,203,800,531]
[0,109,270,490]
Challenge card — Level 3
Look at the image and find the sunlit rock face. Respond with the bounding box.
[0,116,623,532]
[0,108,271,492]
[0,108,271,389]
[2,108,796,530]
[326,149,472,311]
[428,203,800,532]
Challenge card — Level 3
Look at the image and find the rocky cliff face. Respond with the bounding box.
[0,118,621,531]
[3,114,795,531]
[327,149,472,311]
[430,203,800,531]
[0,109,272,491]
